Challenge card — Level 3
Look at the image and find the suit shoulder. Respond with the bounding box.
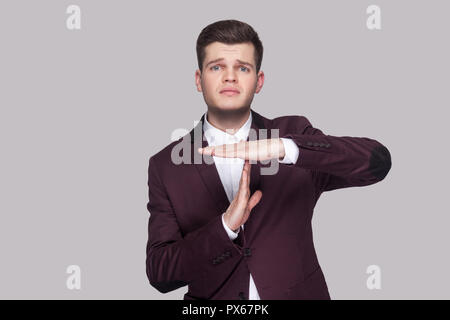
[271,114,313,132]
[147,134,186,167]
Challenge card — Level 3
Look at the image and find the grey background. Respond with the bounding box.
[0,0,448,299]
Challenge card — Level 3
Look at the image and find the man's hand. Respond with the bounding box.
[198,138,285,161]
[223,160,263,232]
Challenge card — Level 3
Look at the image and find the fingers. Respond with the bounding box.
[198,144,231,157]
[249,189,262,207]
[198,141,246,159]
[243,190,263,221]
[233,161,249,209]
[228,163,261,228]
[238,160,249,197]
[198,146,216,157]
[246,160,251,189]
[197,139,281,161]
[242,160,251,188]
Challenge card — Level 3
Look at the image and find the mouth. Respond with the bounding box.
[220,90,240,97]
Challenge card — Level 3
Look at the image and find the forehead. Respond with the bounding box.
[204,42,255,64]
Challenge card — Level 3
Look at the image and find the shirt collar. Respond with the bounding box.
[203,111,252,146]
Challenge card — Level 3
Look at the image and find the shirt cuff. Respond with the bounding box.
[222,213,239,240]
[278,138,300,164]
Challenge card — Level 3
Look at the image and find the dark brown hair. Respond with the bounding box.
[196,19,264,73]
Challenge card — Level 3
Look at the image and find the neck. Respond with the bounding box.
[206,107,251,135]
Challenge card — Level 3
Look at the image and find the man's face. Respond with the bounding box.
[195,42,264,113]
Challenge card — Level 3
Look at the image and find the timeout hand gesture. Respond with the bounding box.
[222,160,263,232]
[197,138,285,162]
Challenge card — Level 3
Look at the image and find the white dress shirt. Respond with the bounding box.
[203,111,300,300]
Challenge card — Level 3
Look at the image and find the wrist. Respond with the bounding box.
[224,212,239,233]
[278,138,286,160]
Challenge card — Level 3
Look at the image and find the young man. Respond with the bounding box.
[145,20,392,300]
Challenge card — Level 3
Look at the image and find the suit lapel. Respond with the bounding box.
[189,109,266,215]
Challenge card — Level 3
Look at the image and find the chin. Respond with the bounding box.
[213,104,247,113]
[217,99,246,109]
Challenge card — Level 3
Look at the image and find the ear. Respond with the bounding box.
[195,69,203,92]
[255,70,265,94]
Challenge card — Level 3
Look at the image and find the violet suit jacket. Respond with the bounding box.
[145,109,392,300]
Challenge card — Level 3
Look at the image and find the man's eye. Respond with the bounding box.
[240,66,249,72]
[211,65,220,71]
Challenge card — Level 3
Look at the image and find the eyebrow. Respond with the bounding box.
[205,58,254,69]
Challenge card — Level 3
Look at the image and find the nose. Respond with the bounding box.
[223,67,237,83]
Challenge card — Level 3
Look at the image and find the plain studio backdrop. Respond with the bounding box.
[0,0,448,299]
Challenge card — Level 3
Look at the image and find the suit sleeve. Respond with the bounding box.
[281,116,392,192]
[146,156,242,294]
[278,137,300,164]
